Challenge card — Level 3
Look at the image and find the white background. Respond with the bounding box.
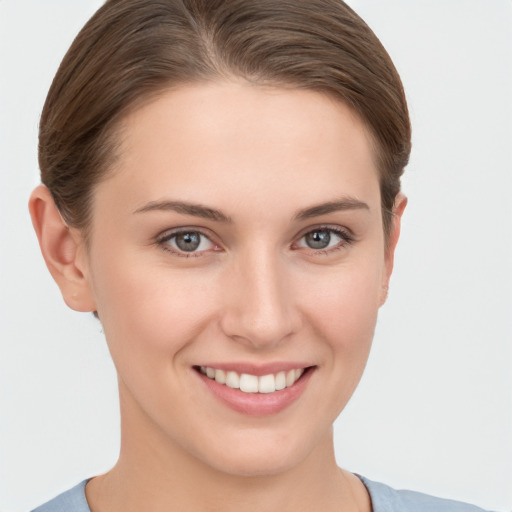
[0,1,510,511]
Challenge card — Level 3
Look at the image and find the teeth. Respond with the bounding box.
[225,371,240,389]
[199,366,306,393]
[215,369,226,384]
[258,374,275,393]
[275,371,286,391]
[240,374,259,393]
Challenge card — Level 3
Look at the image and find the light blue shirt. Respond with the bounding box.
[31,475,496,512]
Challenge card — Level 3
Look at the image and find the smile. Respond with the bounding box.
[194,364,314,415]
[198,366,305,394]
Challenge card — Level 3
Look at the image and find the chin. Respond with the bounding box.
[208,451,302,478]
[189,428,321,478]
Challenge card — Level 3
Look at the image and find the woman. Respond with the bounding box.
[19,1,503,511]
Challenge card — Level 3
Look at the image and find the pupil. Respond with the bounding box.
[176,232,200,251]
[306,230,330,249]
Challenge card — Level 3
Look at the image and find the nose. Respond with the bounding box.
[219,248,301,349]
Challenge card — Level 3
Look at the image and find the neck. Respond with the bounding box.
[86,385,369,512]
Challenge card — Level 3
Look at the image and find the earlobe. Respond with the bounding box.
[380,193,407,306]
[28,185,96,312]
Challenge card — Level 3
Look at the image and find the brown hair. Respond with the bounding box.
[39,0,411,239]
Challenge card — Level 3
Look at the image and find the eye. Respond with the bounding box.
[295,227,353,252]
[158,230,217,256]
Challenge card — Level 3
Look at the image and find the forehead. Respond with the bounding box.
[97,81,380,220]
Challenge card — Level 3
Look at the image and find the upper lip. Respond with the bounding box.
[194,362,314,376]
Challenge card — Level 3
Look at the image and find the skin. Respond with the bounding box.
[30,81,406,512]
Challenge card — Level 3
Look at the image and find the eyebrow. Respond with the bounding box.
[133,196,369,223]
[133,200,232,223]
[294,197,370,220]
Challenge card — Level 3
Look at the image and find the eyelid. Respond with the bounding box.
[292,224,355,252]
[154,224,355,258]
[156,226,221,257]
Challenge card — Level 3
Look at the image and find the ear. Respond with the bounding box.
[28,185,96,312]
[380,192,407,306]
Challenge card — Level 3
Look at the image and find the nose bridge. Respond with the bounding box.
[220,245,298,348]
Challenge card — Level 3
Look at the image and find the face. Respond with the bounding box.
[78,82,400,476]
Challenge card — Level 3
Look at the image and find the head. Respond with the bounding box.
[30,0,410,478]
[37,0,410,241]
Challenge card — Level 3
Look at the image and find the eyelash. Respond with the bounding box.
[156,226,355,258]
[294,226,355,255]
[156,228,219,258]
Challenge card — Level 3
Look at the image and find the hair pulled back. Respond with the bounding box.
[39,0,411,238]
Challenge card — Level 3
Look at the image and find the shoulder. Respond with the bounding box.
[358,475,497,512]
[31,480,90,512]
[29,475,498,512]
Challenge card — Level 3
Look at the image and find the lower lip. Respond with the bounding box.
[196,368,314,416]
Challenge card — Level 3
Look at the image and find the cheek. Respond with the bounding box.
[300,259,383,369]
[306,259,382,327]
[90,252,217,360]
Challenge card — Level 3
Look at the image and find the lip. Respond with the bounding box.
[194,364,316,416]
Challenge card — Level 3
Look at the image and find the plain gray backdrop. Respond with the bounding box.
[1,1,511,511]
